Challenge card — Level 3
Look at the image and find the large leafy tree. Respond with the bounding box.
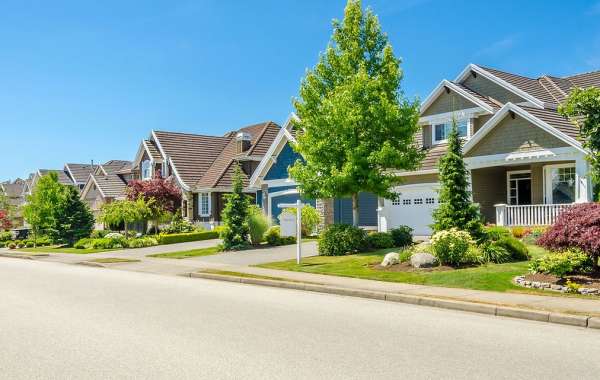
[127,177,182,230]
[220,165,250,250]
[559,87,600,198]
[99,197,151,237]
[289,0,422,226]
[48,186,94,245]
[23,172,64,244]
[432,120,484,239]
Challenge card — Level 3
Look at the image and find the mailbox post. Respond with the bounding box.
[277,199,303,264]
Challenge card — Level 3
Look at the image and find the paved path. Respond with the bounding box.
[2,258,599,380]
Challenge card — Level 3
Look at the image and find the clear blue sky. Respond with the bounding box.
[2,0,599,181]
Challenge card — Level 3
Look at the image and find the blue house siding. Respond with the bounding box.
[264,144,301,181]
[270,192,316,223]
[334,192,378,226]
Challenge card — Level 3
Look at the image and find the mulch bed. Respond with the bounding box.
[371,262,454,273]
[523,272,600,288]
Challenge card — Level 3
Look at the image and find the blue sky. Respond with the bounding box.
[2,0,599,181]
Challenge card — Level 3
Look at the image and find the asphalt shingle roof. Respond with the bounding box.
[65,163,95,184]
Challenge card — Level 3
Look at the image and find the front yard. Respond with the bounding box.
[258,245,558,294]
[18,246,117,254]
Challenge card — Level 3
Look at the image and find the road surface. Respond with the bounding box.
[1,258,599,379]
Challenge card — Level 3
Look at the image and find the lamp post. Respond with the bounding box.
[277,199,303,264]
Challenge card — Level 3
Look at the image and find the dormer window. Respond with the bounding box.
[432,119,470,144]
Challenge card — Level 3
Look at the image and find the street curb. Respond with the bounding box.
[188,272,600,330]
[0,252,49,260]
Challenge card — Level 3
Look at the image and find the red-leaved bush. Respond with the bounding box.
[0,210,11,230]
[537,203,600,269]
[127,176,182,214]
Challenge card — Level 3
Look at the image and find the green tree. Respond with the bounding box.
[99,197,151,237]
[432,120,484,239]
[220,165,250,250]
[559,87,600,198]
[48,186,95,246]
[289,0,422,226]
[23,172,64,245]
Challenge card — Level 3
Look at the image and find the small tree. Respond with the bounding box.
[48,186,95,246]
[23,172,64,245]
[559,87,600,198]
[220,165,250,250]
[283,204,322,236]
[432,120,484,239]
[0,210,11,231]
[99,198,151,237]
[289,0,422,226]
[127,176,182,231]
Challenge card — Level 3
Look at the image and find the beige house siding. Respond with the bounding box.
[462,74,526,104]
[473,114,493,134]
[400,173,439,185]
[422,90,478,116]
[465,114,569,157]
[472,167,507,223]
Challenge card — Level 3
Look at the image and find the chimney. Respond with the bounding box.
[236,132,251,154]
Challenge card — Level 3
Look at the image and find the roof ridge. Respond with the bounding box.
[563,68,600,79]
[153,130,230,139]
[477,65,536,80]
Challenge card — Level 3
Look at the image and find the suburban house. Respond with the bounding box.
[80,160,133,228]
[0,179,27,227]
[28,163,95,193]
[249,114,379,228]
[131,122,281,228]
[377,63,599,236]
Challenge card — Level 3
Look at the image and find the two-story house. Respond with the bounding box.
[131,121,281,228]
[377,63,599,236]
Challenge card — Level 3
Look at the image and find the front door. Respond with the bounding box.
[508,171,532,205]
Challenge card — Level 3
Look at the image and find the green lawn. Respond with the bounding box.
[89,258,140,264]
[197,269,310,283]
[258,245,551,293]
[18,246,117,254]
[147,246,222,259]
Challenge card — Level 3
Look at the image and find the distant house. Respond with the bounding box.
[0,179,27,227]
[249,114,379,228]
[80,160,133,229]
[377,63,599,235]
[29,163,95,193]
[131,122,280,228]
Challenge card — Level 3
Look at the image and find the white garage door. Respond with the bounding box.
[385,184,439,236]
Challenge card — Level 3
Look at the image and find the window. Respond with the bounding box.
[433,119,469,144]
[141,160,151,180]
[199,192,210,216]
[425,198,435,204]
[548,166,576,204]
[392,198,401,206]
[402,199,412,205]
[414,198,423,205]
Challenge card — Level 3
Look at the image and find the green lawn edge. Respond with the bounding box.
[18,246,118,254]
[147,246,222,259]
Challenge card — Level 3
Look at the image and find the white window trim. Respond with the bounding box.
[543,163,576,204]
[506,170,531,205]
[141,160,152,180]
[431,118,472,145]
[198,192,211,217]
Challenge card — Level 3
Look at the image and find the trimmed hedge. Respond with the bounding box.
[157,231,219,245]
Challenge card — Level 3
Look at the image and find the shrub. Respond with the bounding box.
[128,237,159,248]
[35,235,53,246]
[89,237,128,249]
[105,232,125,239]
[389,226,413,247]
[398,250,413,263]
[264,226,296,246]
[283,205,322,236]
[430,228,473,266]
[481,243,511,264]
[529,249,591,278]
[25,241,35,248]
[156,231,219,245]
[74,238,93,249]
[537,203,600,269]
[8,242,16,249]
[318,224,368,256]
[495,236,529,261]
[463,245,485,265]
[0,241,5,248]
[248,206,270,245]
[90,230,110,239]
[483,226,511,241]
[510,226,531,239]
[161,219,196,234]
[16,242,25,249]
[0,231,12,241]
[367,232,395,249]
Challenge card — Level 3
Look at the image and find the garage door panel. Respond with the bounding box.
[386,185,439,236]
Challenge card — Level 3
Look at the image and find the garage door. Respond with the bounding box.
[385,185,439,236]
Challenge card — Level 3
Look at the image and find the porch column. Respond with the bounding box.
[261,184,269,214]
[495,204,507,226]
[376,197,387,232]
[575,157,592,203]
[184,191,194,222]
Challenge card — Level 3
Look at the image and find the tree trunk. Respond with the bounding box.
[352,193,359,227]
[124,222,129,238]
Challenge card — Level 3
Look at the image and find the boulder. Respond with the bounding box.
[411,252,438,268]
[380,252,399,267]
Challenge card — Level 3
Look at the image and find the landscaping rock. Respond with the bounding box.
[410,252,438,268]
[550,284,563,291]
[380,252,399,267]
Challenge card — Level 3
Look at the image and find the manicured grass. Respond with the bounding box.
[257,245,551,293]
[89,258,140,264]
[18,246,117,254]
[147,246,222,259]
[197,269,309,283]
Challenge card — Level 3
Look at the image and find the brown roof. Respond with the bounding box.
[143,140,162,161]
[418,144,447,171]
[519,105,580,140]
[479,66,557,104]
[65,163,95,184]
[1,182,25,198]
[454,83,502,110]
[92,174,128,199]
[101,160,132,175]
[153,121,280,190]
[38,169,74,186]
[564,70,600,89]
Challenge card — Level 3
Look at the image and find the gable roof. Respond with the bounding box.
[100,160,132,175]
[89,174,128,199]
[64,163,95,185]
[420,79,497,116]
[37,169,75,186]
[0,182,25,198]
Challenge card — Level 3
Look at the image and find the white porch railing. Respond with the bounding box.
[495,203,573,227]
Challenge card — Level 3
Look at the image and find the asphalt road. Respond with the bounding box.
[1,259,600,380]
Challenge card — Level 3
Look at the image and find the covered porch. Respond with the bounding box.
[468,151,592,226]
